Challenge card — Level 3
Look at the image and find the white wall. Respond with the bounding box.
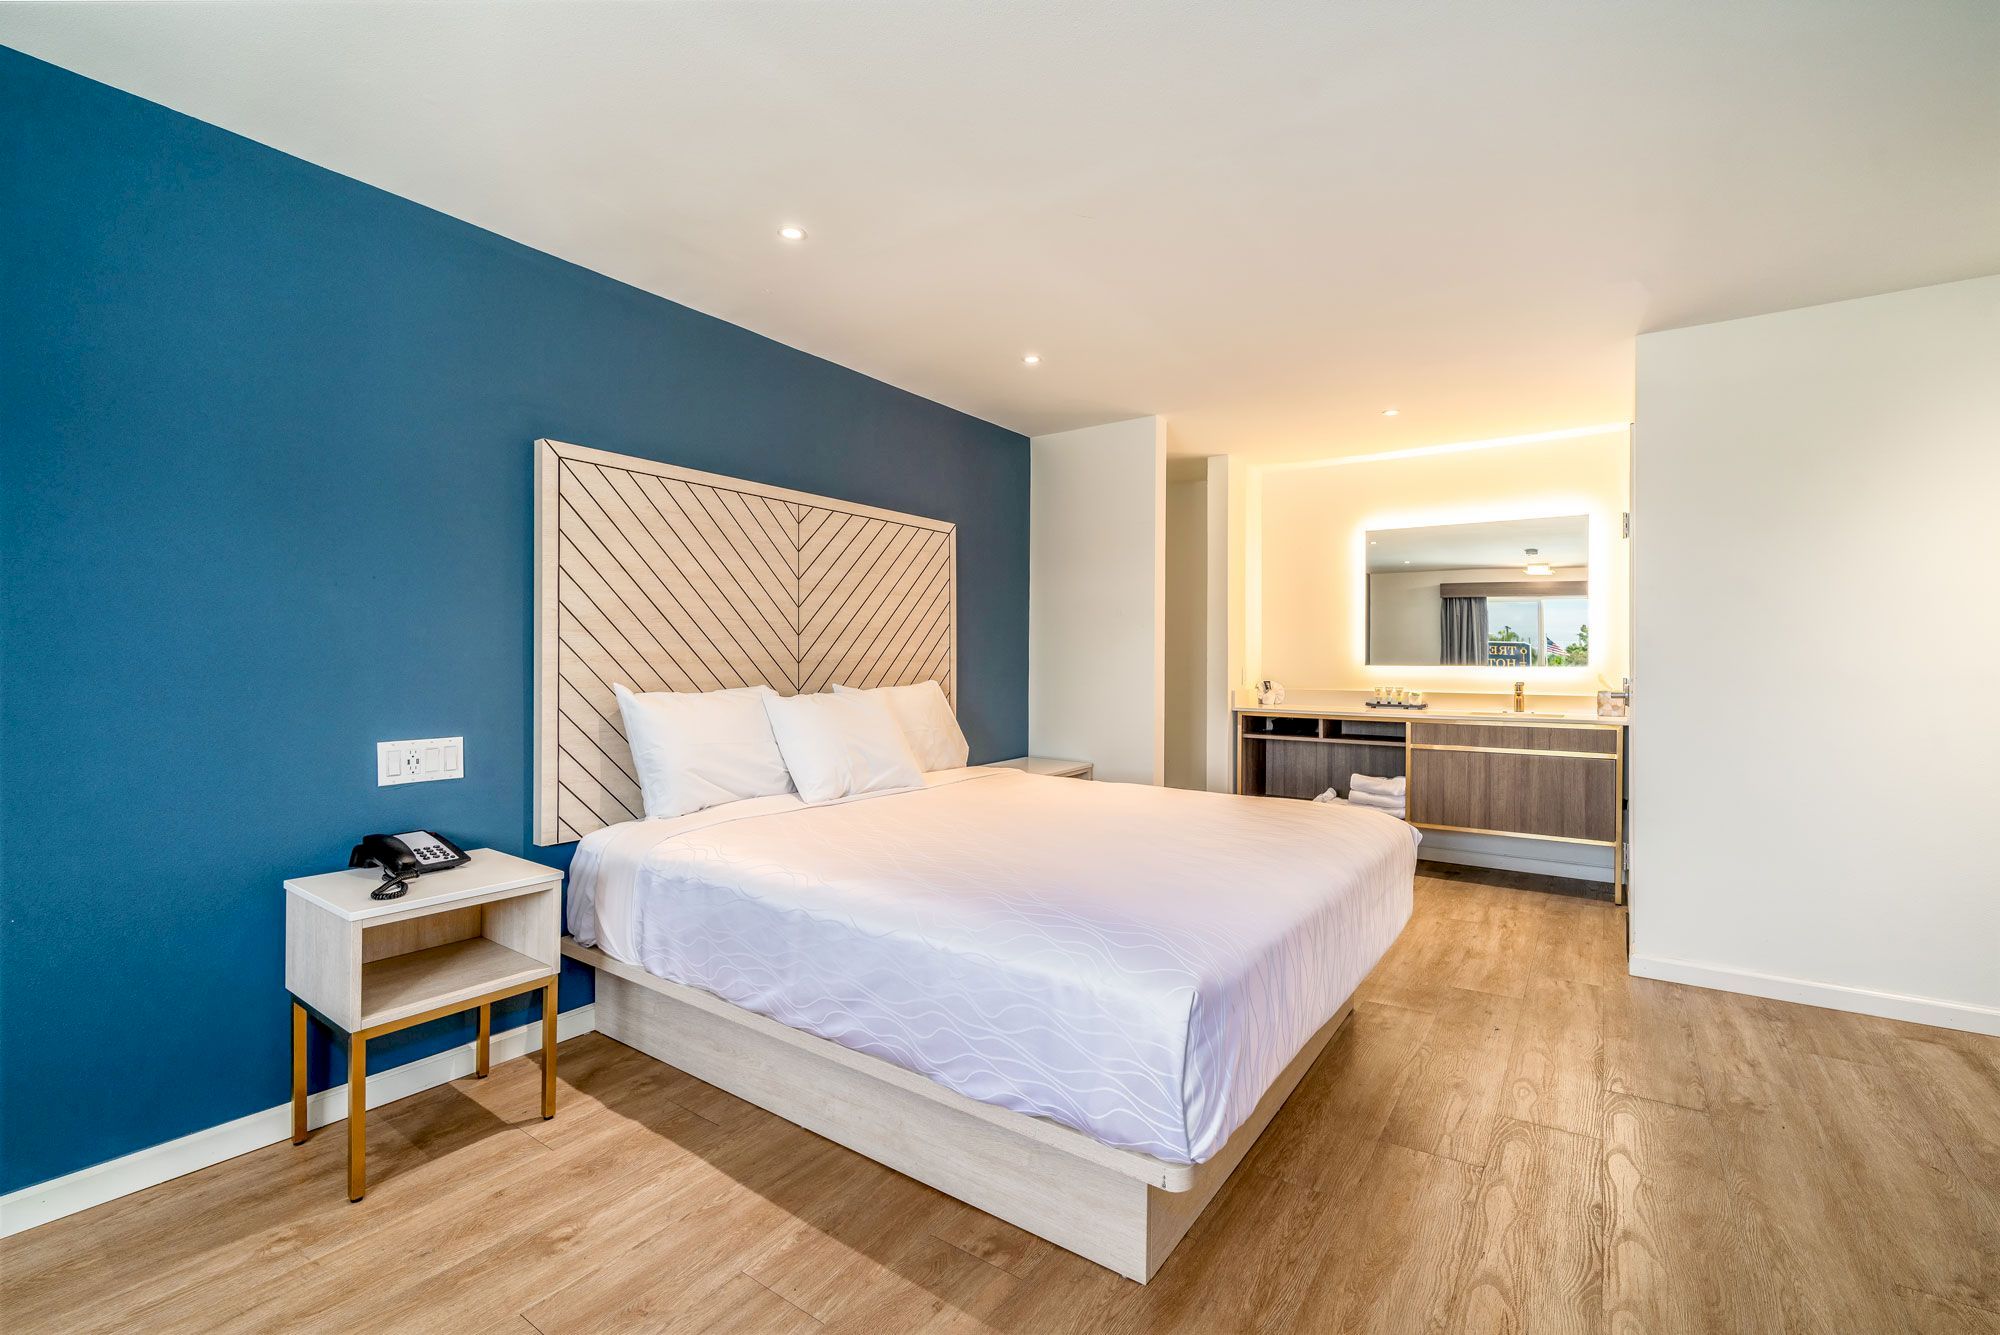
[1632,274,2000,1034]
[1205,455,1244,794]
[1029,417,1165,784]
[1254,430,1630,694]
[1164,475,1209,789]
[1160,454,1254,794]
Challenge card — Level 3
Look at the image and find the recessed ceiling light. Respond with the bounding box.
[1382,408,1400,417]
[1022,353,1041,366]
[778,225,807,241]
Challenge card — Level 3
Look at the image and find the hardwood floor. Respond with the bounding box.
[5,869,1996,1333]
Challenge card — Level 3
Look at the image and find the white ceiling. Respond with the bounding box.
[6,1,1997,463]
[1367,515,1589,573]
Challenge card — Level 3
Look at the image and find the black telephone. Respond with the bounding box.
[349,831,470,900]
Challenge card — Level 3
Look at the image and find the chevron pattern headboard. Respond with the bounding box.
[533,438,957,844]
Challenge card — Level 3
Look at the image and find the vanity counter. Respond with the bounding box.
[1231,688,1629,726]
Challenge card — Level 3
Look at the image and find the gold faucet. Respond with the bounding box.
[1513,681,1525,713]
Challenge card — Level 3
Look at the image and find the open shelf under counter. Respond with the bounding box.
[1236,718,1408,805]
[1239,732,1404,748]
[1239,712,1410,743]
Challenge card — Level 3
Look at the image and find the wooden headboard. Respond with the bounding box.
[533,438,957,844]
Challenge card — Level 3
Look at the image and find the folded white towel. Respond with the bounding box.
[1312,788,1343,804]
[1349,773,1406,797]
[1346,789,1405,814]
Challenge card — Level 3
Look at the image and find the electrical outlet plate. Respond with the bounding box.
[377,737,464,786]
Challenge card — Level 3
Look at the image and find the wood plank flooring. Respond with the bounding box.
[5,868,1996,1334]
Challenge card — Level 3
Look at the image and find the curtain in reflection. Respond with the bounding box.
[1441,596,1488,665]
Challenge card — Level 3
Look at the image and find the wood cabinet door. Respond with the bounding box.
[1408,748,1617,842]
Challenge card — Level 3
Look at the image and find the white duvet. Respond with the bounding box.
[568,768,1416,1164]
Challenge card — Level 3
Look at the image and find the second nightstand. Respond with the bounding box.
[285,849,562,1200]
[988,756,1094,780]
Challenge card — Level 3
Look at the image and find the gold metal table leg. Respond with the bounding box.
[476,1003,491,1078]
[541,978,559,1120]
[291,1002,309,1145]
[347,1035,367,1202]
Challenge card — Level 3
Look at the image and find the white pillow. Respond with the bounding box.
[762,690,925,804]
[613,683,794,820]
[831,680,969,772]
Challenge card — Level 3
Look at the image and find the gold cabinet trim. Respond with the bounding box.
[1410,821,1618,848]
[1409,743,1617,760]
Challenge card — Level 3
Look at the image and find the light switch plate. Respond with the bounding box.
[377,737,464,786]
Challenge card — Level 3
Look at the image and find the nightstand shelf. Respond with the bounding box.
[359,937,551,1032]
[285,849,563,1201]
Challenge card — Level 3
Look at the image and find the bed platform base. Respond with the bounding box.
[563,940,1353,1282]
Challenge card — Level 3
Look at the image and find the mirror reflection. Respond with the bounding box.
[1365,516,1590,667]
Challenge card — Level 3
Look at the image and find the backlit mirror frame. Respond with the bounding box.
[1360,512,1596,672]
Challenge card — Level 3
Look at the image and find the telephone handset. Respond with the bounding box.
[348,831,470,900]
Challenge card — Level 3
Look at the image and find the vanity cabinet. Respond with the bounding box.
[1236,707,1627,901]
[1406,722,1619,843]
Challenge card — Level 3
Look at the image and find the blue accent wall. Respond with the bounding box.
[0,48,1029,1194]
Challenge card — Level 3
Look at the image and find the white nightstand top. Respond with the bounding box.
[285,848,561,922]
[987,756,1094,779]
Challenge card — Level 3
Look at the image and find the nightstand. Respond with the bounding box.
[989,756,1094,780]
[285,849,562,1200]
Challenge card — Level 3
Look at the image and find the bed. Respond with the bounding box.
[534,439,1416,1280]
[562,766,1414,1278]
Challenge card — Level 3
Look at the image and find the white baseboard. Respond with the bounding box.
[0,1004,597,1239]
[1629,956,2000,1037]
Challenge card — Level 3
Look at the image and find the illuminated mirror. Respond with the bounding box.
[1365,515,1590,667]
